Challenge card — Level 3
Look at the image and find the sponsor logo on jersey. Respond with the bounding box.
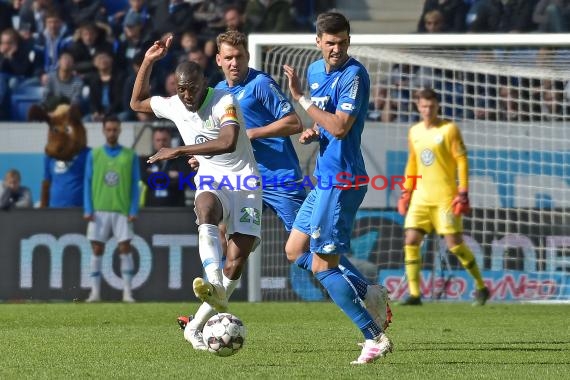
[312,96,330,110]
[281,102,292,113]
[104,171,119,186]
[236,89,245,100]
[340,102,355,111]
[195,135,213,158]
[310,82,319,90]
[420,148,435,166]
[349,75,359,100]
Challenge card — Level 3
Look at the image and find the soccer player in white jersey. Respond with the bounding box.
[283,12,393,364]
[130,35,263,316]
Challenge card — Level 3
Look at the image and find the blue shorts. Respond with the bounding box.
[293,186,367,254]
[263,186,306,232]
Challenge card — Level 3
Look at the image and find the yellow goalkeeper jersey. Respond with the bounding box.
[404,118,468,206]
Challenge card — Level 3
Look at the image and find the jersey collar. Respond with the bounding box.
[198,87,214,112]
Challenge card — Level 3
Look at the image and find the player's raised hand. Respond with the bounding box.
[144,33,173,63]
[283,64,303,100]
[147,147,178,163]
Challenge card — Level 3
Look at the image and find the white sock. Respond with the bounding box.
[90,255,102,296]
[223,272,240,299]
[198,224,223,285]
[120,253,134,293]
[188,273,242,331]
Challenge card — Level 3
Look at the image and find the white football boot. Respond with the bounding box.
[351,334,393,365]
[184,325,208,351]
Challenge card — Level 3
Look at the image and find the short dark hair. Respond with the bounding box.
[416,88,439,102]
[175,60,204,79]
[102,114,120,125]
[316,12,350,37]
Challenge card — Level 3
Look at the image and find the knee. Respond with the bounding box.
[285,241,301,263]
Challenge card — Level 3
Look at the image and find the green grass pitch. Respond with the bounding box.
[1,302,568,379]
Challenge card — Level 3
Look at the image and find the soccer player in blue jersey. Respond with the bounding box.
[283,12,393,364]
[178,30,391,351]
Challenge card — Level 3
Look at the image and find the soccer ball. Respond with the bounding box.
[202,313,246,357]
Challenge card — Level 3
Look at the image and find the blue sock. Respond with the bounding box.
[296,252,369,299]
[339,256,370,298]
[315,268,381,339]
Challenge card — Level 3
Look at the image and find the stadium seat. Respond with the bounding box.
[103,0,128,16]
[10,85,44,121]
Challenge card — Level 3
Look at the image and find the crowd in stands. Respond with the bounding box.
[0,0,331,122]
[369,0,570,123]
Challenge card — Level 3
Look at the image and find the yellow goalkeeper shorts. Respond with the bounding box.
[404,202,463,235]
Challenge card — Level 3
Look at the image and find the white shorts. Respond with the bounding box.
[195,187,262,240]
[87,211,134,243]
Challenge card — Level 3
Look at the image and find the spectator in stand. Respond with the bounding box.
[176,30,199,58]
[19,0,62,40]
[417,0,468,33]
[155,0,203,37]
[188,46,223,87]
[122,51,158,121]
[421,9,445,33]
[34,9,72,85]
[533,0,570,32]
[139,127,188,207]
[0,27,36,119]
[108,0,151,38]
[64,22,113,77]
[223,4,247,33]
[84,50,125,122]
[162,71,177,96]
[500,0,538,32]
[0,169,33,210]
[465,0,503,32]
[114,11,156,75]
[3,0,26,33]
[42,52,83,108]
[64,0,107,31]
[245,0,295,33]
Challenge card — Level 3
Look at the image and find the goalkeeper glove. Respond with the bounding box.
[451,190,471,216]
[397,190,411,216]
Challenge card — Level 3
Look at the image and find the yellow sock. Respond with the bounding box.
[449,243,486,290]
[404,245,421,297]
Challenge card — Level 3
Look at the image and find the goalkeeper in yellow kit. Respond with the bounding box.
[398,88,490,306]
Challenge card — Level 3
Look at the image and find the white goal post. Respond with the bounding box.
[247,33,570,303]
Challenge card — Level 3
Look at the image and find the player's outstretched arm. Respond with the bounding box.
[130,34,173,114]
[246,113,303,140]
[148,125,240,164]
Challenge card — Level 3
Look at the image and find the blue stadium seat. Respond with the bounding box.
[103,0,128,16]
[10,85,44,121]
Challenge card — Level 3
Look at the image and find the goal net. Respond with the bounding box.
[248,34,570,303]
